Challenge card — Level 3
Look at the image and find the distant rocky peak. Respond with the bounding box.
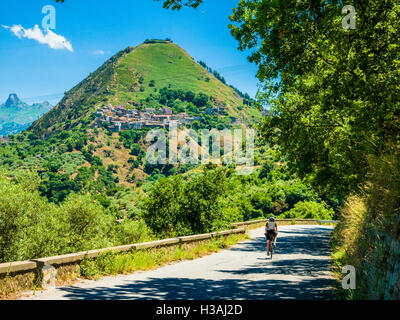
[4,93,24,108]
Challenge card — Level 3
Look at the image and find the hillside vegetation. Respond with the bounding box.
[11,41,262,186]
[332,154,400,299]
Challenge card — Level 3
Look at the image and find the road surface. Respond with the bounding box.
[22,225,335,300]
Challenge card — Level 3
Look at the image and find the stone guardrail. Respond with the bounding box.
[0,228,245,292]
[317,220,339,224]
[232,218,325,228]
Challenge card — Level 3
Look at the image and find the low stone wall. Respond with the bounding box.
[0,228,245,297]
[0,266,38,298]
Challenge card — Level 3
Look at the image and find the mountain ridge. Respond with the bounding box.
[0,94,53,136]
[3,93,25,109]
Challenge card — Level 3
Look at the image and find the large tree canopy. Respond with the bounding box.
[155,0,400,196]
[228,0,400,196]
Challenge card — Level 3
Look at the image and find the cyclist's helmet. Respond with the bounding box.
[269,217,275,222]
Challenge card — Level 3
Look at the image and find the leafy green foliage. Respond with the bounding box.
[141,158,334,238]
[229,0,400,196]
[157,0,203,10]
[0,170,149,263]
[280,201,334,220]
[142,168,235,237]
[57,193,115,252]
[39,173,81,203]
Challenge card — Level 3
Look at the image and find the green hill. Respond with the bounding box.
[30,40,261,137]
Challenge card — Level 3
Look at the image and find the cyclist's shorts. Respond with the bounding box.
[265,230,277,241]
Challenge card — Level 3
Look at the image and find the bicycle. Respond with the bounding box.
[265,233,275,259]
[269,240,274,259]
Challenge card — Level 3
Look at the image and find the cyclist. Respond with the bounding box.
[265,217,278,256]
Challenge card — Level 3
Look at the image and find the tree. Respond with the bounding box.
[0,172,58,262]
[130,143,142,156]
[180,168,227,233]
[56,0,204,8]
[58,193,114,252]
[39,173,81,203]
[0,172,114,262]
[141,175,185,238]
[141,168,229,237]
[155,0,203,10]
[185,90,195,102]
[192,120,200,130]
[280,201,334,220]
[193,93,209,108]
[227,1,400,197]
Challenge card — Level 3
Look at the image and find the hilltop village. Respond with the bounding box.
[94,104,203,132]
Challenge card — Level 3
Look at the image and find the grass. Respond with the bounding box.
[330,195,368,299]
[0,269,40,300]
[0,268,12,298]
[114,42,256,121]
[117,43,218,99]
[80,233,249,279]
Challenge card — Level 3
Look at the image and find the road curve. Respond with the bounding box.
[22,225,335,300]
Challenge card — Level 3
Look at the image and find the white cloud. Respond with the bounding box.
[93,49,105,55]
[2,24,73,52]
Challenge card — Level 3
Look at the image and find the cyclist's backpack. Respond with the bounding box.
[266,221,276,231]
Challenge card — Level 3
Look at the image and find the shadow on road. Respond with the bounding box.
[218,258,331,277]
[233,226,332,257]
[58,276,333,300]
[56,227,334,300]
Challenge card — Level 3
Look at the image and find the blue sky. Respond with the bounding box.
[0,0,260,106]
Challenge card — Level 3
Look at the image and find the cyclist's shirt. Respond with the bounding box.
[265,222,277,241]
[266,221,277,231]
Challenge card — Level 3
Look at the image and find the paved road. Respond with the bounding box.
[22,225,335,300]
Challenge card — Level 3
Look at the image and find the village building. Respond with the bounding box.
[94,104,202,132]
[159,107,173,115]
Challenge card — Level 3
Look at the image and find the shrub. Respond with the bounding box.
[114,219,151,245]
[280,201,334,220]
[57,193,115,252]
[0,172,60,262]
[141,168,230,238]
[0,172,120,263]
